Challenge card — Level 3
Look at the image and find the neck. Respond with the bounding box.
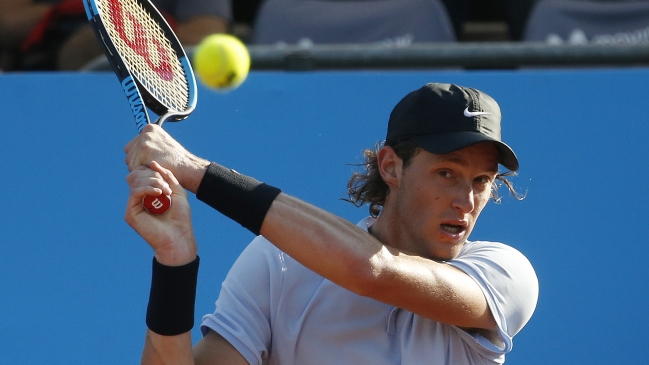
[368,212,399,250]
[369,209,444,260]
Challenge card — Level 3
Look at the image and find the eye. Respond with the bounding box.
[475,175,493,185]
[438,170,453,178]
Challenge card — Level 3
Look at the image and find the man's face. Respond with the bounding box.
[386,142,499,261]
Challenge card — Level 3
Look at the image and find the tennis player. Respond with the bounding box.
[125,83,538,364]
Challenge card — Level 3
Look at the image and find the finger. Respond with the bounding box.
[129,184,166,201]
[126,167,172,196]
[126,170,165,195]
[141,123,157,134]
[125,140,142,172]
[124,130,149,171]
[150,160,180,186]
[125,165,156,182]
[143,124,176,147]
[125,126,160,171]
[125,185,158,226]
[135,176,171,196]
[124,133,137,155]
[125,183,165,223]
[150,161,184,197]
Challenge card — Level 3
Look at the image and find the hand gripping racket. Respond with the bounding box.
[83,0,197,215]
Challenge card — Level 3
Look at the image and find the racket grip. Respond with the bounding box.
[143,194,172,215]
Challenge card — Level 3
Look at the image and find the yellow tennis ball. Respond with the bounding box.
[193,34,250,90]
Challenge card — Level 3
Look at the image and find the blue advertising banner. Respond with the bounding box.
[1,68,647,364]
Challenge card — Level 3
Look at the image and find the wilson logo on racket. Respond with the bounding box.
[108,0,173,81]
[150,198,164,210]
[122,77,148,129]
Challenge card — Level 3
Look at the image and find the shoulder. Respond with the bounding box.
[223,236,283,285]
[455,240,536,276]
[451,240,538,293]
[449,240,539,337]
[230,235,321,286]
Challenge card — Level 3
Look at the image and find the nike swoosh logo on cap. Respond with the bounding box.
[463,107,491,117]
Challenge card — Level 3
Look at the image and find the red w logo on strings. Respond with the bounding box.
[108,0,174,81]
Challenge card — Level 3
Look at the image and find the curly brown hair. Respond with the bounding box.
[344,140,525,217]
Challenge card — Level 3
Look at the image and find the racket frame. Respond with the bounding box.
[83,0,197,131]
[83,0,198,215]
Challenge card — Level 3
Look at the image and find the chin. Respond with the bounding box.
[428,243,465,261]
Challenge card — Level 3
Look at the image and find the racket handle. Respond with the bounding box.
[143,194,172,215]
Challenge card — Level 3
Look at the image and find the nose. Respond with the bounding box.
[452,182,475,214]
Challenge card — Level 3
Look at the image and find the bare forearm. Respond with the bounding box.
[260,193,384,295]
[180,156,210,194]
[142,322,251,365]
[142,330,194,365]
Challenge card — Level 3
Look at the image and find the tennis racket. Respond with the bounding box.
[83,0,197,215]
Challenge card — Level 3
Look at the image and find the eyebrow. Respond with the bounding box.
[436,155,499,174]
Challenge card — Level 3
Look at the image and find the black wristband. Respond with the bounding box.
[196,162,282,235]
[146,256,199,336]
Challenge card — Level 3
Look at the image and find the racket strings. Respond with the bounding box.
[97,0,190,112]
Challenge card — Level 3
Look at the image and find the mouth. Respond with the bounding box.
[440,222,468,236]
[441,224,463,233]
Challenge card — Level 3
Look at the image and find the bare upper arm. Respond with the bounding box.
[260,194,496,332]
[364,249,497,331]
[193,329,249,365]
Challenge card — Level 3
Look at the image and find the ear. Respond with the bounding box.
[377,146,403,189]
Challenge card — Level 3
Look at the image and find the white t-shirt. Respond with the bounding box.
[201,217,538,364]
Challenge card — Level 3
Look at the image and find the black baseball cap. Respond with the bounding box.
[385,83,519,171]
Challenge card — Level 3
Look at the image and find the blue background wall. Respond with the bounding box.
[1,68,648,364]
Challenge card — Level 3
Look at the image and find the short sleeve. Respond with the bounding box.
[200,236,284,365]
[447,241,539,352]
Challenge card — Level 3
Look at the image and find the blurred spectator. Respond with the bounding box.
[0,0,55,70]
[523,0,649,44]
[228,0,537,43]
[441,0,538,41]
[250,0,456,46]
[0,0,231,71]
[231,0,262,42]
